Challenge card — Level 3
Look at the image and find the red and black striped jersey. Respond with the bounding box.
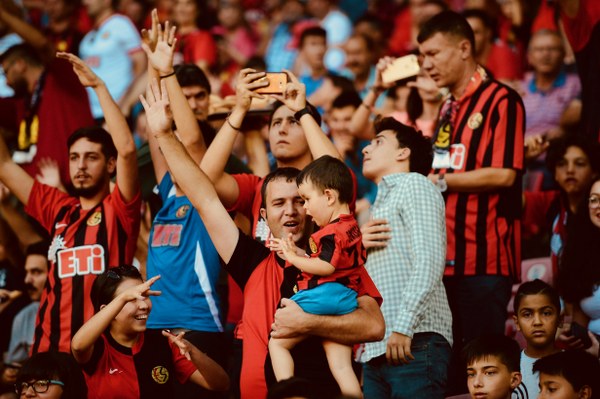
[25,182,141,353]
[434,72,524,279]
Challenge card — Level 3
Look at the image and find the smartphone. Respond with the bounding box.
[381,54,421,84]
[569,321,593,349]
[255,72,288,94]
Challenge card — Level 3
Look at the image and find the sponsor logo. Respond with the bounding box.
[109,368,120,375]
[151,224,182,247]
[57,245,105,278]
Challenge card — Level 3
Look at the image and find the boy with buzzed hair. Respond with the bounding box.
[268,155,367,398]
[534,350,600,399]
[462,335,522,399]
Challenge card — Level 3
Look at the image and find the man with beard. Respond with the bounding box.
[0,44,93,185]
[0,52,141,354]
[6,241,49,364]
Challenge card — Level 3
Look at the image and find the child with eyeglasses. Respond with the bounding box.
[70,266,229,399]
[14,351,87,398]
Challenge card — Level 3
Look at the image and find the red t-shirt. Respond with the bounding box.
[25,182,141,353]
[176,30,217,68]
[83,331,196,399]
[226,232,381,399]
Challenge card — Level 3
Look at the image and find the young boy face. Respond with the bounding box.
[538,372,590,399]
[297,180,333,227]
[467,355,521,399]
[514,294,561,351]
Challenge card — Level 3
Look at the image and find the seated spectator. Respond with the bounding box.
[171,1,217,72]
[462,335,522,399]
[14,351,88,399]
[534,350,600,399]
[71,266,229,399]
[464,8,524,83]
[511,280,562,398]
[520,29,581,143]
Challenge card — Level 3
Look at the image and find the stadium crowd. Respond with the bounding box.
[0,0,599,398]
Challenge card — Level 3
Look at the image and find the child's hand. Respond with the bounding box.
[162,330,192,360]
[119,275,161,303]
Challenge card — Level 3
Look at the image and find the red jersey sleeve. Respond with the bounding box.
[109,184,142,234]
[230,173,262,220]
[24,181,77,232]
[488,92,525,171]
[169,340,198,384]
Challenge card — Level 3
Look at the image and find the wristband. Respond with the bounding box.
[294,107,312,122]
[160,71,176,79]
[360,102,373,112]
[226,118,241,131]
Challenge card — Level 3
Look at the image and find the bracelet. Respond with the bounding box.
[360,102,373,112]
[226,118,241,131]
[160,71,176,79]
[293,107,312,122]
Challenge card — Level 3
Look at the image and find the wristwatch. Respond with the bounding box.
[436,172,448,193]
[294,107,312,122]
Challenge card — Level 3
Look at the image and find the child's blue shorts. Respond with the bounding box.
[290,282,357,315]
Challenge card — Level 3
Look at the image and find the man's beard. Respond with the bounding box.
[71,178,105,198]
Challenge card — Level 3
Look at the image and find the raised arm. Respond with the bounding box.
[0,184,41,250]
[57,52,139,202]
[273,70,342,161]
[0,4,54,63]
[141,79,240,262]
[0,134,34,206]
[71,276,161,364]
[199,68,267,207]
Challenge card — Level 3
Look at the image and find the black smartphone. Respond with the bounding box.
[569,321,593,349]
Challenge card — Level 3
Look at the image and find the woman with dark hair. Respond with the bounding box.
[14,352,87,399]
[70,265,229,399]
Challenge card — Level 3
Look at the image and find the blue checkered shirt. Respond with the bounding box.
[361,173,453,362]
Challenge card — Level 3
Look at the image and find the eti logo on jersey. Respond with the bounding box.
[57,244,105,278]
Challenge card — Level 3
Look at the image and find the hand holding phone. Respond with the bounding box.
[254,72,288,94]
[381,55,421,84]
[569,321,593,349]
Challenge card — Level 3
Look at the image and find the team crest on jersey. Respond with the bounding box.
[87,211,102,226]
[175,205,190,218]
[467,112,483,130]
[308,237,318,254]
[293,284,298,294]
[151,366,169,384]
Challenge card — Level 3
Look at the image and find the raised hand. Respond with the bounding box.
[374,57,397,92]
[35,158,62,189]
[139,79,174,135]
[0,183,10,203]
[118,275,161,303]
[141,15,177,75]
[56,52,102,88]
[141,8,160,53]
[162,330,192,360]
[234,68,268,112]
[271,69,306,112]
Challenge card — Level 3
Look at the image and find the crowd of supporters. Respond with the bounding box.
[0,0,599,398]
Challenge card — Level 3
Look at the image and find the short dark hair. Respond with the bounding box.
[25,240,50,258]
[16,352,88,399]
[346,32,375,54]
[331,90,362,111]
[417,10,475,52]
[545,134,600,176]
[175,63,211,94]
[0,43,43,67]
[67,126,118,162]
[297,155,353,205]
[91,265,142,312]
[533,350,600,393]
[260,167,301,209]
[374,117,433,176]
[269,100,322,127]
[299,26,327,49]
[462,8,495,31]
[462,334,521,373]
[513,279,561,315]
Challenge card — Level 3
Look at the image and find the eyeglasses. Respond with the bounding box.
[590,196,600,209]
[15,379,64,394]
